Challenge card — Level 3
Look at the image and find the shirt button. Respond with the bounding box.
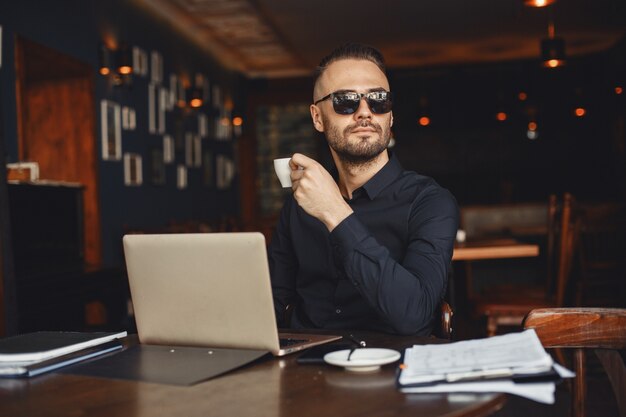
[335,308,342,314]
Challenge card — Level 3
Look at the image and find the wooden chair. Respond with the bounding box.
[575,203,626,307]
[473,193,579,336]
[433,300,454,340]
[524,308,626,417]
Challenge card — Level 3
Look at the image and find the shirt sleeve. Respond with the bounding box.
[268,198,298,326]
[329,185,459,335]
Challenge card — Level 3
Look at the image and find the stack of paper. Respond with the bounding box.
[0,331,127,378]
[398,330,574,404]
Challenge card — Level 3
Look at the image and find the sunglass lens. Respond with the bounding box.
[332,94,359,115]
[367,92,392,114]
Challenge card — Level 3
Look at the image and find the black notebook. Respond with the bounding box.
[0,331,127,370]
[0,340,123,378]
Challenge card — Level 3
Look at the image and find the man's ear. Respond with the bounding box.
[390,111,394,128]
[310,104,325,132]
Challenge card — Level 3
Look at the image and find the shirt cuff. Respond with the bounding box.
[329,213,370,259]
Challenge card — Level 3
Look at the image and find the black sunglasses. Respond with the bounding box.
[314,90,393,115]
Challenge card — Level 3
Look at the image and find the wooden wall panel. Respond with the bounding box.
[15,37,101,266]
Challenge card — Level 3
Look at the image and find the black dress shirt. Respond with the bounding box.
[268,153,459,335]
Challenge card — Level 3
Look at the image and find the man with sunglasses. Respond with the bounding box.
[269,43,458,336]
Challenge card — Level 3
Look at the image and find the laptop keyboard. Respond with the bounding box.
[279,337,308,347]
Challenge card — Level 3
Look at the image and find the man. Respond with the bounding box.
[269,43,458,336]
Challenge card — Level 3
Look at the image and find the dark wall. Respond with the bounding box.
[389,42,626,205]
[0,1,245,267]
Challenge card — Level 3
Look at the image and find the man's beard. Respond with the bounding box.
[323,117,391,166]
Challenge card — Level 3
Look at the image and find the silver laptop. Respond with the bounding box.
[123,232,341,356]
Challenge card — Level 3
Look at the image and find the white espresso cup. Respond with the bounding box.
[273,157,292,188]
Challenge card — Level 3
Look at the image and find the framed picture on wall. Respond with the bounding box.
[169,74,178,108]
[198,113,208,138]
[123,153,143,186]
[177,165,187,189]
[185,133,201,167]
[101,100,122,161]
[129,108,136,130]
[150,50,163,84]
[215,110,232,141]
[132,46,148,77]
[163,134,174,163]
[214,115,223,140]
[216,154,234,190]
[158,87,168,133]
[122,106,136,130]
[148,83,156,134]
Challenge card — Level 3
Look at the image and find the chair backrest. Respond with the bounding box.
[554,193,580,307]
[432,301,454,340]
[575,203,626,306]
[542,193,578,305]
[544,194,558,292]
[523,307,626,349]
[524,308,626,417]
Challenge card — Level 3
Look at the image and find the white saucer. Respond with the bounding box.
[323,348,401,372]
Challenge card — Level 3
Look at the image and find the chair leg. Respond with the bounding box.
[573,348,586,417]
[595,349,626,417]
[554,348,567,369]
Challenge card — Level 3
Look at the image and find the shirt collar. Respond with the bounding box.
[359,151,403,200]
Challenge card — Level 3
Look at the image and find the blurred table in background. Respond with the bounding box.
[453,238,539,261]
[449,239,541,320]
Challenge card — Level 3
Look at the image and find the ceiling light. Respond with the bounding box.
[527,121,539,140]
[98,43,112,76]
[116,44,133,75]
[99,42,133,87]
[189,88,203,108]
[541,21,566,68]
[523,0,557,7]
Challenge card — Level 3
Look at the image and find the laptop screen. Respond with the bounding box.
[123,233,281,353]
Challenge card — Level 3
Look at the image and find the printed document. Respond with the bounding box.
[398,330,574,404]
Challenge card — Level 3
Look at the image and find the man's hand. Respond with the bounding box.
[289,153,353,231]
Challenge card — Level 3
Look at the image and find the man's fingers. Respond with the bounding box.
[290,153,316,169]
[290,168,305,183]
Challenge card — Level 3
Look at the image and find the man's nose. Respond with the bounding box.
[354,97,372,119]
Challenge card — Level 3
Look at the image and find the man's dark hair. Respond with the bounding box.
[315,42,386,79]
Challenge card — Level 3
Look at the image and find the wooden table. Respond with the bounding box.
[450,238,541,309]
[0,333,506,417]
[453,238,540,261]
